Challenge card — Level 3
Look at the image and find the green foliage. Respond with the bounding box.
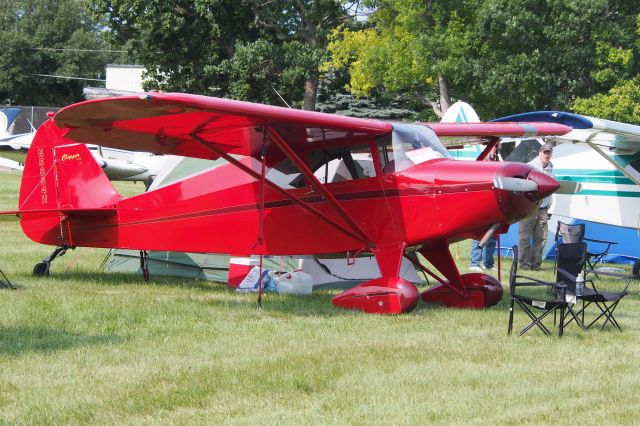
[325,0,640,119]
[571,8,640,123]
[87,0,358,109]
[244,0,358,110]
[316,93,420,120]
[87,0,259,96]
[0,0,108,106]
[573,77,640,124]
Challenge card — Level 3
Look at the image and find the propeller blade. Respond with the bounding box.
[493,177,538,192]
[556,180,582,194]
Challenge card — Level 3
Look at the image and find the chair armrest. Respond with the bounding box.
[512,274,558,287]
[584,237,617,246]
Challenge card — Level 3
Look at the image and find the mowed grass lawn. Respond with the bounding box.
[0,170,638,424]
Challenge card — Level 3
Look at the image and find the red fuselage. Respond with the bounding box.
[22,151,553,257]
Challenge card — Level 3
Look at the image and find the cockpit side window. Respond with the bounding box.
[379,124,450,174]
[266,143,376,189]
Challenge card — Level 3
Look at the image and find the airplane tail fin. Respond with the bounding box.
[440,101,480,123]
[18,119,123,246]
[0,107,21,134]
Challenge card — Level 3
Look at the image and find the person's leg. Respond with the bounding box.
[518,216,535,269]
[483,237,497,269]
[470,239,482,269]
[531,210,549,269]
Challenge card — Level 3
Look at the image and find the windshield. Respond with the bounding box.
[378,123,452,173]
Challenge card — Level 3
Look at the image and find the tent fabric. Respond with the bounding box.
[499,216,639,265]
[103,249,423,289]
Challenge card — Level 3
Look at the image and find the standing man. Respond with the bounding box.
[518,143,555,270]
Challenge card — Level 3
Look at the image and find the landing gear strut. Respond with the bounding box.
[33,246,74,276]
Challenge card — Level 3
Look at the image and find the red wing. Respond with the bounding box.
[426,122,571,148]
[54,93,393,160]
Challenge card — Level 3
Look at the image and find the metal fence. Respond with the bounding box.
[2,106,60,134]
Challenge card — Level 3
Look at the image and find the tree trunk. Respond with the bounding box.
[435,75,452,118]
[303,72,319,111]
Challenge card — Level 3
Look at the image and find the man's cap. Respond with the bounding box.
[540,143,553,153]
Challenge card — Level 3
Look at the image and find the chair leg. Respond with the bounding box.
[582,300,623,331]
[516,301,553,336]
[508,298,515,335]
[563,305,586,330]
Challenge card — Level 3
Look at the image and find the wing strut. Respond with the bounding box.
[403,253,466,297]
[266,127,374,248]
[475,137,500,161]
[585,139,640,186]
[257,140,267,308]
[189,134,370,246]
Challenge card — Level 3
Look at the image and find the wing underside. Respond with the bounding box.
[54,93,571,160]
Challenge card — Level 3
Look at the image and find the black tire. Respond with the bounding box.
[32,261,50,276]
[633,260,640,280]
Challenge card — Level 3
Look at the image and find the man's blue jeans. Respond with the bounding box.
[470,238,497,268]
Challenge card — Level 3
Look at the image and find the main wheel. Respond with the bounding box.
[633,259,640,280]
[32,261,50,276]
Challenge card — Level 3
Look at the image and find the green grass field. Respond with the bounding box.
[0,150,27,164]
[0,171,638,424]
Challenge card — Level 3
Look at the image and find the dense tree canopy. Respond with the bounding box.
[0,0,108,106]
[324,0,640,120]
[3,0,640,122]
[88,0,363,109]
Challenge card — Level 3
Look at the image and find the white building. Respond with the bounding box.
[83,64,146,99]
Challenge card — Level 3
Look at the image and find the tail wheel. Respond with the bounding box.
[32,261,50,276]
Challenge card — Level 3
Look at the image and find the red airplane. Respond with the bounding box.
[7,93,569,314]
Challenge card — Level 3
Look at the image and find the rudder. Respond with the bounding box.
[19,119,122,246]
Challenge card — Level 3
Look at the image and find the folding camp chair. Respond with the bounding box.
[555,221,617,278]
[556,242,629,331]
[508,246,573,337]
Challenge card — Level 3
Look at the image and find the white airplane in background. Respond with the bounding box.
[444,102,640,275]
[0,156,23,171]
[0,107,21,136]
[0,108,170,186]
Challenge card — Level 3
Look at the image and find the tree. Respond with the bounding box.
[572,7,640,123]
[324,0,640,119]
[316,93,418,120]
[242,0,362,110]
[87,0,260,97]
[0,0,108,106]
[324,0,477,117]
[573,77,640,123]
[89,1,361,110]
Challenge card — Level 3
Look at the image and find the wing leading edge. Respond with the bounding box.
[493,111,640,152]
[54,93,571,161]
[54,93,393,161]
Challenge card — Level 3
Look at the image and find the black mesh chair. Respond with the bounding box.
[556,242,630,331]
[555,221,617,277]
[508,246,572,337]
[554,242,588,329]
